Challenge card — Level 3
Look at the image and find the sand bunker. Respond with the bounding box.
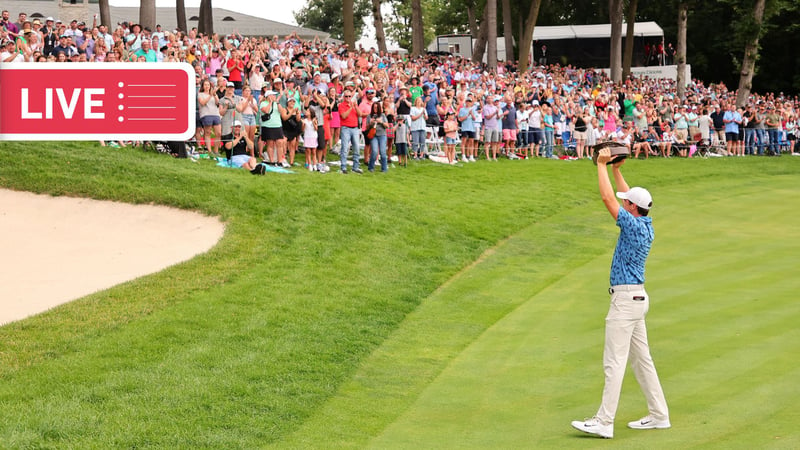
[0,189,225,325]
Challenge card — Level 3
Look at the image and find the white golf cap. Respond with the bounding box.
[233,120,243,127]
[617,187,653,210]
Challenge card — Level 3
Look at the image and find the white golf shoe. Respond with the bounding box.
[627,415,671,430]
[571,417,613,438]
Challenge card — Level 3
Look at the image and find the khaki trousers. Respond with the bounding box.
[596,285,669,424]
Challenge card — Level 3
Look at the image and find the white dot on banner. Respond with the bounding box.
[118,116,124,122]
[118,93,124,99]
[118,82,124,88]
[118,105,124,111]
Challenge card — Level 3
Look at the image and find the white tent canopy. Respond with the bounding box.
[533,21,663,40]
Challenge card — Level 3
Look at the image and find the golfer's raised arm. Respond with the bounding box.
[611,160,630,193]
[596,149,620,219]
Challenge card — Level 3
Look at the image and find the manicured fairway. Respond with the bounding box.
[1,142,798,448]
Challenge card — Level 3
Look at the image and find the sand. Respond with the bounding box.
[0,189,225,325]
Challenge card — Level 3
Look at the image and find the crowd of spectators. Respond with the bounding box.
[3,8,799,172]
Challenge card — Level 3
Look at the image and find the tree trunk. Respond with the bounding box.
[486,0,497,70]
[736,0,766,108]
[608,0,624,82]
[467,3,478,38]
[411,0,424,56]
[676,2,688,100]
[502,0,514,62]
[371,0,388,52]
[518,0,543,73]
[472,5,489,64]
[343,0,355,47]
[98,0,111,29]
[139,0,156,31]
[622,0,638,80]
[198,0,213,36]
[176,0,187,33]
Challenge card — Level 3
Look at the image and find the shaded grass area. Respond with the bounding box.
[0,141,797,448]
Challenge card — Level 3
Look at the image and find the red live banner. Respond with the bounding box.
[0,63,196,141]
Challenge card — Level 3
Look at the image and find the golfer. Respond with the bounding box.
[571,148,670,439]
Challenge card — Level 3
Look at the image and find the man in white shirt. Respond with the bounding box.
[1,40,24,62]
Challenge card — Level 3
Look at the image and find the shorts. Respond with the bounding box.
[574,130,587,141]
[261,126,284,141]
[446,137,459,145]
[395,142,408,156]
[200,115,221,127]
[241,114,256,126]
[484,128,501,143]
[725,132,740,142]
[231,154,251,167]
[530,128,542,145]
[675,128,688,142]
[502,129,517,141]
[460,130,475,139]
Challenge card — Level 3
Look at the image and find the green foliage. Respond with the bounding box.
[294,0,372,40]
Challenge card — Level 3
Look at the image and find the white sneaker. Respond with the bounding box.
[469,156,476,162]
[627,415,671,430]
[571,417,613,439]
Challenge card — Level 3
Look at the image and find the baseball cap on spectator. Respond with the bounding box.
[226,82,235,87]
[532,100,540,105]
[264,90,277,96]
[233,120,242,127]
[33,19,41,25]
[617,187,653,210]
[46,17,54,22]
[273,78,283,84]
[331,73,339,79]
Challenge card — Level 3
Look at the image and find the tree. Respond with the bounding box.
[344,0,355,47]
[371,0,388,52]
[735,0,767,106]
[411,0,424,55]
[296,0,371,41]
[466,0,479,37]
[486,0,497,69]
[139,0,156,31]
[622,0,639,80]
[98,0,111,30]
[518,0,543,73]
[675,2,688,100]
[609,0,624,82]
[176,0,187,33]
[198,0,213,36]
[501,0,514,62]
[472,4,489,64]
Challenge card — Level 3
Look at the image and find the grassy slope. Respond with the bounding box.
[0,142,797,448]
[357,174,800,449]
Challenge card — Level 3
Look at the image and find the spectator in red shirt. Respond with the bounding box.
[227,50,245,95]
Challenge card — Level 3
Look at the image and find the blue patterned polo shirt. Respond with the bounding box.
[610,208,654,286]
